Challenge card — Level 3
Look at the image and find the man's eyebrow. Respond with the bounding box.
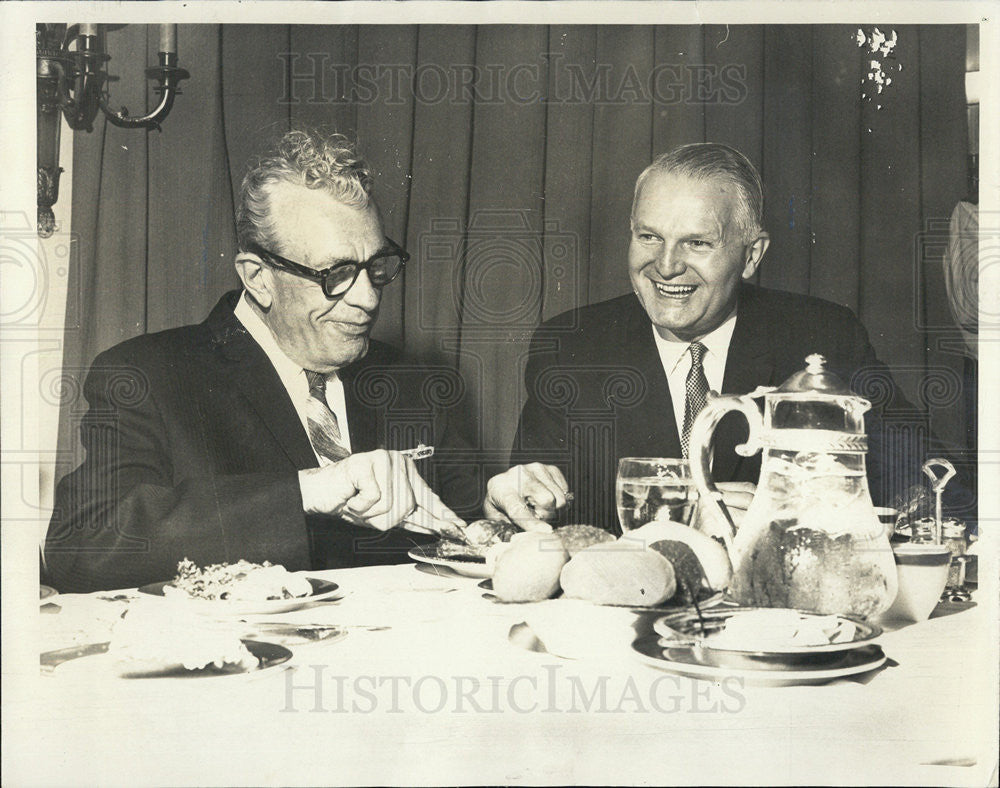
[320,255,357,267]
[682,225,725,243]
[319,241,393,268]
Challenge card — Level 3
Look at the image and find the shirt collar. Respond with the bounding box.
[650,310,739,374]
[233,290,308,389]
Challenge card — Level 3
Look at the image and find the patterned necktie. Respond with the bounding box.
[680,341,710,458]
[304,370,351,463]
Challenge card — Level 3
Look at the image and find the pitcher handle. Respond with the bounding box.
[688,392,764,555]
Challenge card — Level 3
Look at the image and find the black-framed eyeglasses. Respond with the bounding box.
[246,237,408,298]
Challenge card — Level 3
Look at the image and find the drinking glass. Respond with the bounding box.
[615,458,696,533]
[873,506,899,538]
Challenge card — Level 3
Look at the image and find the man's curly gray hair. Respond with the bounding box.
[236,129,374,253]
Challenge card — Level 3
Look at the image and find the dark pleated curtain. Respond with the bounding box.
[59,23,972,489]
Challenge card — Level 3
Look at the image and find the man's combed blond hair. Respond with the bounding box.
[632,142,765,245]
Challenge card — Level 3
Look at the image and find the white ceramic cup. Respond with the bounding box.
[881,543,952,623]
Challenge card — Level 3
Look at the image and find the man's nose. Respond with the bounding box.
[341,269,380,311]
[652,243,686,277]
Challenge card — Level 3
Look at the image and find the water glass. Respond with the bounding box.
[615,458,696,533]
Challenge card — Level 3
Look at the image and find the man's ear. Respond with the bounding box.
[741,231,770,280]
[234,253,273,309]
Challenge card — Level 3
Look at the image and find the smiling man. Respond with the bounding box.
[45,130,464,593]
[486,142,930,533]
[627,153,768,344]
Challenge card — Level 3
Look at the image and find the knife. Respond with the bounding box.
[40,642,110,673]
[334,502,469,543]
[238,622,347,642]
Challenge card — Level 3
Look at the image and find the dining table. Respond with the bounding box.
[14,560,1000,786]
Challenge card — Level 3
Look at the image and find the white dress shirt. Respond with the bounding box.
[234,292,352,462]
[650,312,738,438]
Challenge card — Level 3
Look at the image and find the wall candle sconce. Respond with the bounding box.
[36,23,190,237]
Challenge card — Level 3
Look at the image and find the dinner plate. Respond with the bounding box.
[408,542,492,579]
[48,639,292,680]
[137,577,342,615]
[652,607,882,656]
[40,585,58,602]
[633,634,887,686]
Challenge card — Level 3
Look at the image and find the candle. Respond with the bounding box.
[158,24,177,54]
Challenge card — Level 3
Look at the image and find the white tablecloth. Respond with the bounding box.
[11,564,1000,786]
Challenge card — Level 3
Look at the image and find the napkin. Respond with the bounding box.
[515,599,641,661]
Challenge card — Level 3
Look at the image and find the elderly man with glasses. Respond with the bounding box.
[45,130,465,593]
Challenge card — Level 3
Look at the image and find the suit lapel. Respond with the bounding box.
[713,284,776,482]
[621,297,682,458]
[340,353,382,453]
[206,292,318,469]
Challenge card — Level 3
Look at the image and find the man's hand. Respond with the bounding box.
[397,456,468,540]
[693,481,756,539]
[484,463,570,532]
[298,450,465,536]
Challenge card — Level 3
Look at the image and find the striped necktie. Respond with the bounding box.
[304,370,351,463]
[680,341,710,458]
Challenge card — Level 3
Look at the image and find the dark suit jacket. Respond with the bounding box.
[514,283,934,532]
[45,290,464,593]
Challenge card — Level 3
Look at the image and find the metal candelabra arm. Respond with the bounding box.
[35,22,191,236]
[100,52,190,130]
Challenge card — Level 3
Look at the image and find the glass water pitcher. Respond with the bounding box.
[690,354,898,619]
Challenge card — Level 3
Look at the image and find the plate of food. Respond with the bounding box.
[408,519,523,579]
[45,596,295,679]
[652,607,882,657]
[632,633,887,686]
[137,558,342,615]
[46,639,293,680]
[407,539,493,579]
[408,543,493,578]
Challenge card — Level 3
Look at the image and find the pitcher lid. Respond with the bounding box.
[776,354,855,395]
